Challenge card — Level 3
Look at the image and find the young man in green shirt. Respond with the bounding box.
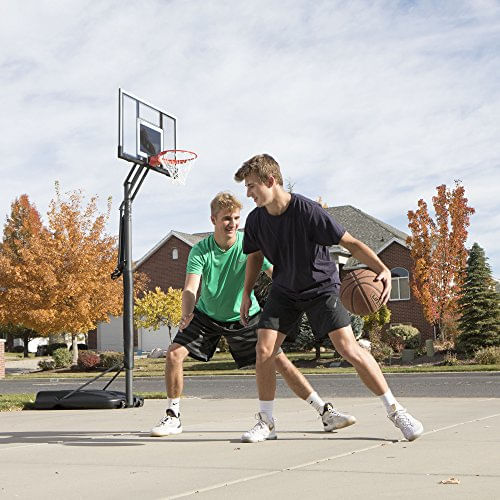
[150,192,356,438]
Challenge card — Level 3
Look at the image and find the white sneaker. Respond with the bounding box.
[388,407,423,441]
[321,403,357,432]
[150,410,183,437]
[241,412,277,443]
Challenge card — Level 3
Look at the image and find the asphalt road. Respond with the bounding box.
[1,372,499,398]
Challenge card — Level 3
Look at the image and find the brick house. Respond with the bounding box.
[326,206,433,340]
[92,205,433,351]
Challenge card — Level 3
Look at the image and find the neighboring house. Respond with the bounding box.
[326,206,433,340]
[92,205,433,351]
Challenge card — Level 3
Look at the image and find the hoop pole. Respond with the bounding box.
[121,163,147,407]
[123,171,134,407]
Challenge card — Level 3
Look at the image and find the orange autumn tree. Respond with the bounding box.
[0,195,45,356]
[407,181,475,340]
[0,184,129,364]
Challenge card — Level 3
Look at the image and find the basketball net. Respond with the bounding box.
[149,149,197,185]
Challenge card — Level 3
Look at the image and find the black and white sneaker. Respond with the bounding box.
[150,409,183,437]
[321,403,357,432]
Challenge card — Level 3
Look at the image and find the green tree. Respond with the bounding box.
[134,287,182,343]
[456,243,500,355]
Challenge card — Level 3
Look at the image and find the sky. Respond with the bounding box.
[1,0,499,277]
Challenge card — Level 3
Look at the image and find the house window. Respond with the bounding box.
[172,248,178,260]
[390,267,410,301]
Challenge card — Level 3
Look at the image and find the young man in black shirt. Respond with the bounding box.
[235,154,423,443]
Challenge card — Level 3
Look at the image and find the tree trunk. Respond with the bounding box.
[71,335,79,365]
[314,342,321,361]
[22,332,30,358]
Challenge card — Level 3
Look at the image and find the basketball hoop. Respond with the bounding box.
[148,149,197,185]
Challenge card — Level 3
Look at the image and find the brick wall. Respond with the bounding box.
[0,339,5,379]
[136,236,192,292]
[378,242,433,340]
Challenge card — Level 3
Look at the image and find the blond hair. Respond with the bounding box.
[210,191,242,216]
[234,154,283,185]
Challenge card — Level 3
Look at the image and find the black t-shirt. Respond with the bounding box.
[243,193,346,299]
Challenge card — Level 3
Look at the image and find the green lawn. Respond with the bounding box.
[5,351,500,379]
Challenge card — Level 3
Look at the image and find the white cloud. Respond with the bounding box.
[1,0,499,275]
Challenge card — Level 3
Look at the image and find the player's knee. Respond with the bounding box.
[256,342,274,362]
[338,343,364,364]
[166,345,186,365]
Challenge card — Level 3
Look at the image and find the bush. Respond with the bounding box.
[99,351,124,369]
[52,347,72,368]
[473,346,500,365]
[12,346,24,353]
[77,351,101,370]
[370,340,393,363]
[46,343,68,355]
[38,359,55,371]
[350,314,364,340]
[218,336,230,353]
[381,330,405,353]
[386,325,420,349]
[442,353,460,366]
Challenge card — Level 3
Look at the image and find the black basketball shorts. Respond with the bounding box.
[257,288,351,341]
[172,309,260,368]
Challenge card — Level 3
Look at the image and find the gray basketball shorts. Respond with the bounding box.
[172,308,261,368]
[258,288,351,341]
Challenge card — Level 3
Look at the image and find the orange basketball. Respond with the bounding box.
[340,269,384,316]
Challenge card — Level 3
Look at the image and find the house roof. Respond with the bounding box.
[135,206,409,270]
[325,205,409,269]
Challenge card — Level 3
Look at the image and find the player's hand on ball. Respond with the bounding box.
[240,293,252,326]
[179,313,194,331]
[375,268,391,304]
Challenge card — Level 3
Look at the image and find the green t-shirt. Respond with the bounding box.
[186,231,272,322]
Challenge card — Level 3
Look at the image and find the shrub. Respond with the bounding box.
[46,343,68,355]
[99,351,124,369]
[381,330,405,353]
[52,347,72,368]
[218,336,230,353]
[350,314,364,340]
[434,339,455,353]
[386,325,420,349]
[77,351,101,370]
[38,359,55,371]
[370,340,393,363]
[442,353,460,366]
[473,346,500,365]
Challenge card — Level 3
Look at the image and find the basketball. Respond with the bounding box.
[340,269,385,316]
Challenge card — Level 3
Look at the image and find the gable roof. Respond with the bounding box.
[325,205,409,268]
[134,230,207,270]
[135,206,409,270]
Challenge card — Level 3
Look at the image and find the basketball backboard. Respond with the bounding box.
[118,89,176,169]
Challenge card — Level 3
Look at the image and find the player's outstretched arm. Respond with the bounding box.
[240,251,264,325]
[179,273,201,331]
[339,232,392,304]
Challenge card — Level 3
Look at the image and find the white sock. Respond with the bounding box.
[306,392,326,414]
[167,397,181,416]
[379,390,403,413]
[259,400,274,421]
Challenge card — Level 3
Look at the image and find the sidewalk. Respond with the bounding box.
[0,397,499,499]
